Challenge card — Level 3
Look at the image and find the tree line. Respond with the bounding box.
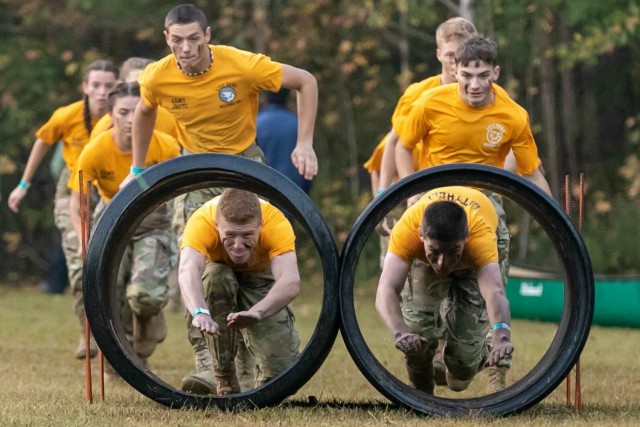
[1,0,639,281]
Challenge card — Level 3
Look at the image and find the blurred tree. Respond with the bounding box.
[1,0,640,281]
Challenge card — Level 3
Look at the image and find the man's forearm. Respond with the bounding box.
[395,142,415,179]
[132,102,157,168]
[295,75,318,146]
[378,130,399,190]
[247,275,299,320]
[524,166,553,197]
[178,248,208,314]
[375,284,410,338]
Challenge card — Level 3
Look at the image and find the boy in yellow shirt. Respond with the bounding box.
[394,37,552,197]
[376,187,514,395]
[179,189,301,395]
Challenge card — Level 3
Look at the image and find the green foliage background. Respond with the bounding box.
[1,0,640,281]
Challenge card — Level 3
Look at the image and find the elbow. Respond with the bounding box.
[289,279,301,301]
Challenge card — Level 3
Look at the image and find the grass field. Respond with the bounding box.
[1,279,640,426]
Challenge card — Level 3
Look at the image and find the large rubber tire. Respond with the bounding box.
[84,154,340,410]
[339,164,594,416]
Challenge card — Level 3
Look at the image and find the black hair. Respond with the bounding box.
[165,4,208,31]
[420,201,469,242]
[455,37,498,67]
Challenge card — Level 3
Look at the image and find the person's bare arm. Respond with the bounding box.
[476,262,514,366]
[395,140,423,206]
[120,100,157,189]
[395,140,415,180]
[503,150,517,174]
[227,251,301,328]
[370,170,380,197]
[378,129,400,191]
[522,166,553,197]
[8,139,52,212]
[375,253,425,352]
[179,247,221,337]
[281,64,318,180]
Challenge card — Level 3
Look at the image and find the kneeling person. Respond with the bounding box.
[375,186,514,395]
[179,188,301,395]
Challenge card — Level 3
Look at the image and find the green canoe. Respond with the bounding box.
[506,265,640,328]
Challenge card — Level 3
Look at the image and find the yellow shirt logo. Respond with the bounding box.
[484,123,505,148]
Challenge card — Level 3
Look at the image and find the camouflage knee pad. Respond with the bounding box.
[127,282,167,317]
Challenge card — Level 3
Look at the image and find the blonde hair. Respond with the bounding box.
[217,189,262,225]
[120,57,154,82]
[435,17,478,47]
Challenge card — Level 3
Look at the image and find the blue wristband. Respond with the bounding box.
[491,322,511,331]
[130,166,145,175]
[192,307,211,317]
[18,180,30,190]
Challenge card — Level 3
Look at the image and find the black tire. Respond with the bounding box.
[338,163,594,416]
[84,154,340,410]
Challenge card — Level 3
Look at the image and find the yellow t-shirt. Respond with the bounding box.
[139,45,283,154]
[90,107,179,140]
[363,75,441,174]
[181,197,295,272]
[388,186,498,270]
[35,100,98,172]
[69,130,180,202]
[395,83,541,175]
[390,74,442,129]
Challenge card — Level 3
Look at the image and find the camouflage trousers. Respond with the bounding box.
[403,268,493,381]
[171,143,266,387]
[484,191,511,285]
[54,169,84,323]
[90,199,175,358]
[202,262,300,386]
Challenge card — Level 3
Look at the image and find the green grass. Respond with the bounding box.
[1,280,640,426]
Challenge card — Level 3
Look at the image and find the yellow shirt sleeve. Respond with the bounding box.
[36,101,94,171]
[391,75,441,129]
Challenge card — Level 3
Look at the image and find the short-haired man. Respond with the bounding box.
[123,4,317,392]
[375,186,514,395]
[178,188,301,395]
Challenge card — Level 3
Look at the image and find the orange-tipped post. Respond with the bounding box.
[80,171,93,403]
[564,175,572,408]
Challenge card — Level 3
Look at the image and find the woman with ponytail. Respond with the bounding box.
[7,59,118,359]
